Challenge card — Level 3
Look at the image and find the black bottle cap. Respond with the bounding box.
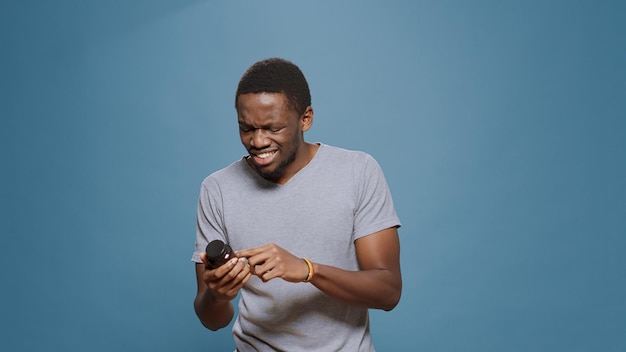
[206,240,228,258]
[205,240,234,268]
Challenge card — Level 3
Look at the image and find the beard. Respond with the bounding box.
[257,146,297,183]
[255,137,300,183]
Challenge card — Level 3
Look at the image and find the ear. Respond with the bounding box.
[301,106,314,132]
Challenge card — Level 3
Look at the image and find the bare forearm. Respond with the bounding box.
[194,289,234,331]
[310,262,401,311]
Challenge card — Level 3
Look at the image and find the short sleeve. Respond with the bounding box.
[352,154,401,241]
[191,177,228,263]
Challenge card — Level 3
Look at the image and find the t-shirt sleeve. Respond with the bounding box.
[191,177,227,263]
[352,154,401,241]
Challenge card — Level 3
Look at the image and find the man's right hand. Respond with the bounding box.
[200,252,251,302]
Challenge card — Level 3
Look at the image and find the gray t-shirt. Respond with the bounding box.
[192,143,401,351]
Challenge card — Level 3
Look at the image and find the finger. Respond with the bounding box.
[250,257,272,277]
[209,265,244,295]
[255,256,282,282]
[220,265,252,297]
[220,258,251,286]
[225,273,250,298]
[236,243,274,258]
[205,258,239,284]
[235,247,262,259]
[247,253,272,275]
[258,270,273,282]
[236,257,251,273]
[230,270,252,292]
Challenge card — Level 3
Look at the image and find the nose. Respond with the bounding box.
[250,129,270,148]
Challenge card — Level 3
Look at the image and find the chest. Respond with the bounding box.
[221,180,357,263]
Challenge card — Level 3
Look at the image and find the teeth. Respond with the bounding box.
[257,152,273,159]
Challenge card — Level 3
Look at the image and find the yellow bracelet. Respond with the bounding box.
[302,258,314,282]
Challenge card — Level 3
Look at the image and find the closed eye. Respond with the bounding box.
[239,125,253,133]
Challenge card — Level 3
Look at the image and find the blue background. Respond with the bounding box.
[2,1,625,351]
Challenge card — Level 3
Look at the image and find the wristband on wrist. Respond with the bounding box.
[302,258,314,282]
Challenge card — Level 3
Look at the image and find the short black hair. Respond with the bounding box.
[235,58,311,115]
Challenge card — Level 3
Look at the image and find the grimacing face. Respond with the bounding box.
[237,92,313,184]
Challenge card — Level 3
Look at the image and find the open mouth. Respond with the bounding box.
[256,151,274,159]
[250,150,277,166]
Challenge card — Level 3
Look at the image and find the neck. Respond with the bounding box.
[276,142,320,184]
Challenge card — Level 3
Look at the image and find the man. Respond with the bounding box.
[192,58,402,351]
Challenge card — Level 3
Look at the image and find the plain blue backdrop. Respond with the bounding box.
[2,1,625,351]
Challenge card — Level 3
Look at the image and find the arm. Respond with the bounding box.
[193,254,251,331]
[311,227,402,310]
[237,226,402,311]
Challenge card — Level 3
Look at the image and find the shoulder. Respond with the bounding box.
[312,144,385,190]
[200,158,249,191]
[318,143,379,168]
